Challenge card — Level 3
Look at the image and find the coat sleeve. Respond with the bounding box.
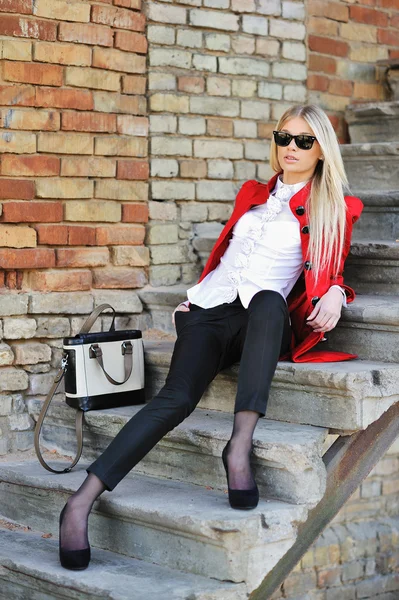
[328,195,364,303]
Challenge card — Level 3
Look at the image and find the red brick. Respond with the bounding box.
[307,0,324,17]
[91,5,145,32]
[0,0,32,14]
[5,270,23,290]
[328,114,340,130]
[28,269,92,291]
[35,224,68,245]
[68,226,96,245]
[58,22,114,47]
[378,28,399,47]
[308,16,338,36]
[114,30,147,54]
[307,73,330,91]
[62,111,116,132]
[0,179,35,200]
[0,85,36,107]
[122,202,148,223]
[379,0,399,8]
[96,224,145,245]
[122,75,146,95]
[116,115,148,136]
[308,36,349,57]
[1,155,60,177]
[3,61,63,86]
[329,78,353,96]
[117,160,149,180]
[35,88,93,110]
[389,49,399,59]
[56,247,109,267]
[390,15,399,29]
[114,0,141,8]
[325,2,349,22]
[1,202,63,223]
[207,119,233,137]
[92,266,147,289]
[0,248,55,269]
[309,54,337,74]
[178,76,205,94]
[350,6,388,27]
[0,15,57,40]
[0,108,59,131]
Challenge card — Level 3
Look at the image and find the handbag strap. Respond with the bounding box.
[34,359,84,474]
[34,303,115,474]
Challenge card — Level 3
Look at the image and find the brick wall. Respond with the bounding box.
[146,0,308,287]
[307,0,399,141]
[0,0,149,453]
[273,438,399,600]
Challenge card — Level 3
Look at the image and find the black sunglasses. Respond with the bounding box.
[273,130,317,150]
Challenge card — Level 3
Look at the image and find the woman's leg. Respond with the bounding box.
[60,309,230,552]
[225,290,291,490]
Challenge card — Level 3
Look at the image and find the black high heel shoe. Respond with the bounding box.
[59,503,91,570]
[221,441,259,510]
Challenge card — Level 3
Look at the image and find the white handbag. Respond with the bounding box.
[34,303,145,474]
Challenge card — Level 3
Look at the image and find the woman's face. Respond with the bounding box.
[276,117,323,182]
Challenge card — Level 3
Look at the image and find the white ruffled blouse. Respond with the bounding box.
[184,175,346,310]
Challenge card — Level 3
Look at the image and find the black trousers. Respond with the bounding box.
[87,289,292,491]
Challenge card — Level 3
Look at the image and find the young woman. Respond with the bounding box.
[58,104,364,570]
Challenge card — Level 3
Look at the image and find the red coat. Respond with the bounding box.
[195,172,364,363]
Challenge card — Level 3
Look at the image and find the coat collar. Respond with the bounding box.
[243,172,313,210]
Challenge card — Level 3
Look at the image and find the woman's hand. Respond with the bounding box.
[306,287,343,333]
[172,302,190,325]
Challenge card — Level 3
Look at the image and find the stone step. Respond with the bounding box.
[137,342,398,434]
[141,288,399,361]
[329,294,399,363]
[0,526,246,600]
[341,141,399,190]
[345,100,399,144]
[28,401,328,506]
[345,240,399,295]
[0,461,309,591]
[351,191,399,241]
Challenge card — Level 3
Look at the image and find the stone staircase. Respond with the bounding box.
[1,105,399,599]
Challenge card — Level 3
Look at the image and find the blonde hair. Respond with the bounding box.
[270,104,350,285]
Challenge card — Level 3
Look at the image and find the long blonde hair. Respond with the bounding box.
[270,104,350,285]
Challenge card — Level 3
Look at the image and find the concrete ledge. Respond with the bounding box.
[142,342,399,433]
[28,401,328,506]
[0,527,247,600]
[0,462,308,590]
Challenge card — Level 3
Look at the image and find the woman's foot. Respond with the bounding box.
[59,497,91,570]
[222,440,259,509]
[58,472,106,570]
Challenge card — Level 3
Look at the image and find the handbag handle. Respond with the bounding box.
[80,303,116,334]
[34,303,116,474]
[89,341,133,385]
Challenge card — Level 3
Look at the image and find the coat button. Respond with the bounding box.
[296,206,305,216]
[301,225,309,234]
[311,296,320,306]
[304,260,312,270]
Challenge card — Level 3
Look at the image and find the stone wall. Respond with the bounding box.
[307,0,399,140]
[146,0,308,287]
[0,0,149,453]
